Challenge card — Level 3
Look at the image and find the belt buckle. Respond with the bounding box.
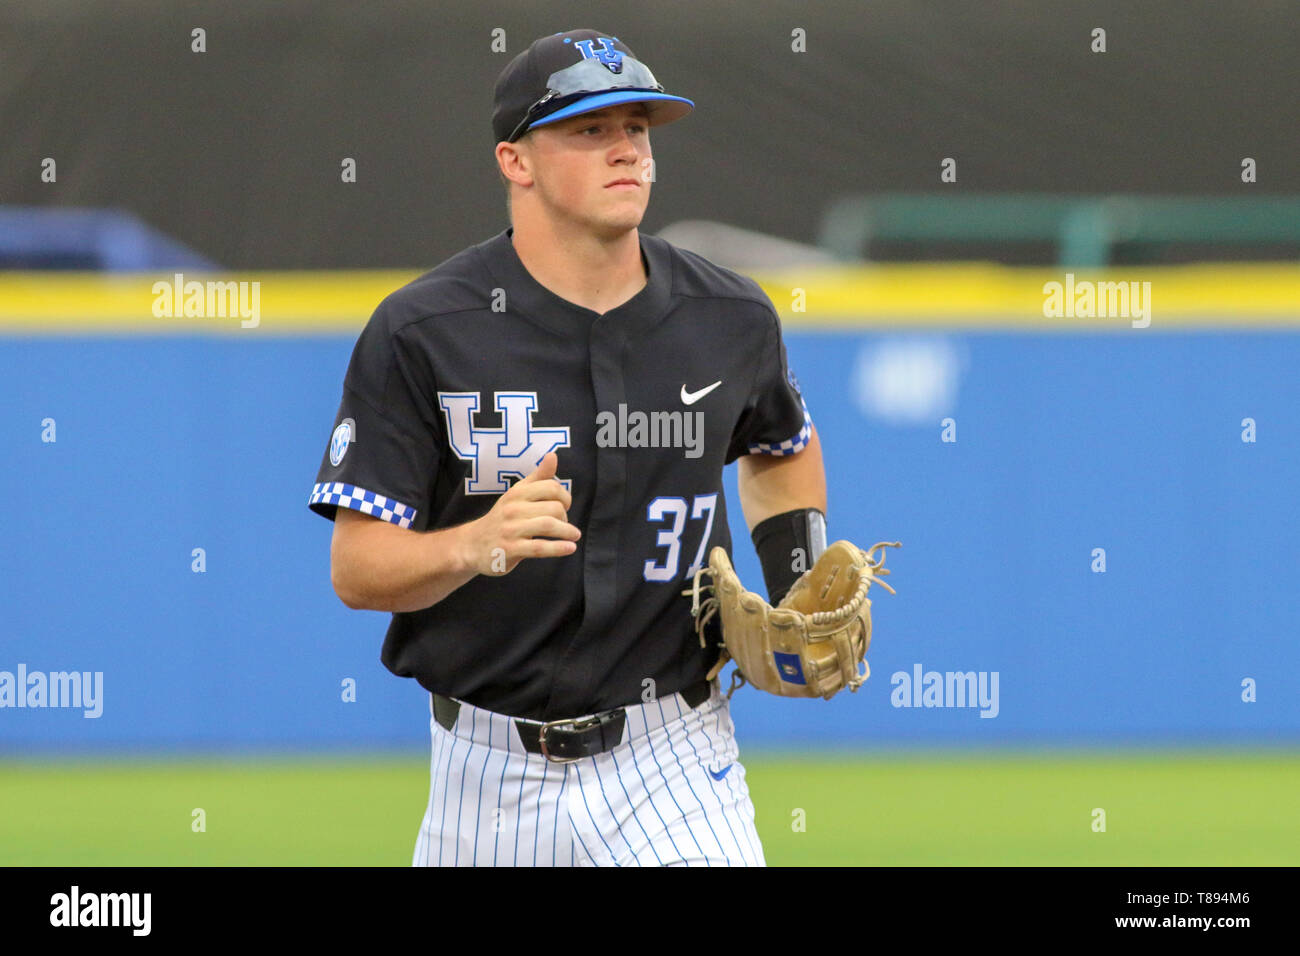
[537,710,617,764]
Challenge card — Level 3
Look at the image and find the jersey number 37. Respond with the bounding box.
[643,494,718,582]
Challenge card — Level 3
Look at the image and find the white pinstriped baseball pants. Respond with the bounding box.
[411,680,766,867]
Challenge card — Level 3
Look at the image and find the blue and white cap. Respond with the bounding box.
[493,29,694,143]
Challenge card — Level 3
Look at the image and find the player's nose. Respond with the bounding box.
[609,127,642,158]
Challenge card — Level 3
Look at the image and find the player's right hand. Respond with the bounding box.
[463,451,582,575]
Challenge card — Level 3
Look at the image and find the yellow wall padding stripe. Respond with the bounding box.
[0,264,1296,333]
[751,263,1300,328]
[0,272,417,334]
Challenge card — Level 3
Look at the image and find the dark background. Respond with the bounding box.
[3,0,1297,269]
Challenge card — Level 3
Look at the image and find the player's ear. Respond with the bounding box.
[495,139,535,188]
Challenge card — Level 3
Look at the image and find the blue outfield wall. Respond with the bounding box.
[1,330,1297,751]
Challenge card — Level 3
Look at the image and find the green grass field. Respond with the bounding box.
[2,751,1296,866]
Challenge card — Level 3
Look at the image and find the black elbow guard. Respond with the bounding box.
[751,508,827,605]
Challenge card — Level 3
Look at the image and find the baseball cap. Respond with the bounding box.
[492,29,694,144]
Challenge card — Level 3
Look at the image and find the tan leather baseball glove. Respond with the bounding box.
[684,540,900,700]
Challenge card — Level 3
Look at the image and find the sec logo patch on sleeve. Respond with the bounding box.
[330,418,356,466]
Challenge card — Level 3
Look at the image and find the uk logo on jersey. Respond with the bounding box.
[438,391,571,494]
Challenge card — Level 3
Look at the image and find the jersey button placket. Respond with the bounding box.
[546,316,627,716]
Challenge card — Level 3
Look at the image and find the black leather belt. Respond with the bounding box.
[432,679,713,764]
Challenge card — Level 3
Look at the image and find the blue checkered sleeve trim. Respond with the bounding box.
[747,397,814,457]
[308,482,418,529]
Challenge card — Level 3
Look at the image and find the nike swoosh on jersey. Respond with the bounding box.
[680,380,722,405]
[708,763,733,781]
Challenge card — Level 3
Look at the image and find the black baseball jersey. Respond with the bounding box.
[309,227,812,721]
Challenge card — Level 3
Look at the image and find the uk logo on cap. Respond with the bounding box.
[572,37,624,72]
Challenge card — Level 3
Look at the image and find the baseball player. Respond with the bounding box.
[309,28,828,867]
